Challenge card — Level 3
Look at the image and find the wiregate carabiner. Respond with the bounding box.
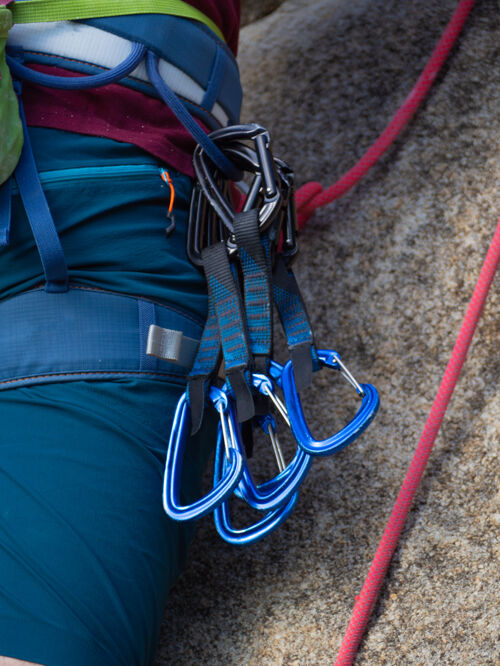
[162,386,244,521]
[220,371,314,512]
[281,349,380,457]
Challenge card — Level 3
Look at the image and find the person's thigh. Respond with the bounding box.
[0,379,215,666]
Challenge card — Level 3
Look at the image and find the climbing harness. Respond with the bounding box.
[164,122,380,544]
[2,0,496,662]
[1,0,380,548]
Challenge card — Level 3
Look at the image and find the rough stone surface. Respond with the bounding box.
[157,1,499,664]
[240,0,286,27]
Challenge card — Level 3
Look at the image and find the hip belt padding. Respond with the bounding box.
[0,285,202,389]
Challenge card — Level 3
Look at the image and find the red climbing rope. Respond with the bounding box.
[295,0,477,228]
[334,219,500,665]
[293,1,493,661]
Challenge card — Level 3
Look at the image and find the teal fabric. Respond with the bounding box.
[0,129,213,665]
[3,127,208,318]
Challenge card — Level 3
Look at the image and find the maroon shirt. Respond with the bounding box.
[188,0,240,55]
[23,1,241,177]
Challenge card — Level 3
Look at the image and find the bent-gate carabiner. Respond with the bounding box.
[163,386,244,521]
[282,349,380,457]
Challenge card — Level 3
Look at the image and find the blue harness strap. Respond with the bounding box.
[0,286,202,390]
[83,14,242,124]
[10,14,242,129]
[146,51,239,180]
[201,42,226,114]
[14,94,69,293]
[7,42,146,90]
[0,178,12,247]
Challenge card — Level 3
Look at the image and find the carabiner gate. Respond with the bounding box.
[219,369,314,512]
[162,386,244,521]
[282,349,380,457]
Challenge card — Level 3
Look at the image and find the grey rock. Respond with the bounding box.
[157,1,500,664]
[240,0,287,27]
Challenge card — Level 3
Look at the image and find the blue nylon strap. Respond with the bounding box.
[202,242,254,423]
[83,14,242,124]
[187,295,221,434]
[272,256,318,391]
[233,210,273,370]
[202,43,225,113]
[189,296,220,380]
[0,286,202,390]
[145,51,240,181]
[0,178,12,247]
[6,42,146,89]
[202,243,250,373]
[14,97,69,293]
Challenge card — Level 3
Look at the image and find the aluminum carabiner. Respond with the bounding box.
[212,432,300,546]
[281,349,380,457]
[162,386,244,521]
[220,370,314,512]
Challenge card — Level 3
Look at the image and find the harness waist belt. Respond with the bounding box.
[8,14,242,127]
[0,285,202,390]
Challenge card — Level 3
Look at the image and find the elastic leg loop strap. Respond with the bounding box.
[0,286,202,389]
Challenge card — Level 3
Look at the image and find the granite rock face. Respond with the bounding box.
[157,1,499,664]
[240,0,286,27]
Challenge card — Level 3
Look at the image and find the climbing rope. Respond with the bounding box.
[295,0,477,228]
[290,1,500,662]
[334,219,500,664]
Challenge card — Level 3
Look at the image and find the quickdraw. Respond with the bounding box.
[6,3,495,662]
[163,122,380,544]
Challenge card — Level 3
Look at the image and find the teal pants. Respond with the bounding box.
[0,129,212,666]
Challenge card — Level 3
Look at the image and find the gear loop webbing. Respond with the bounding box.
[146,50,240,180]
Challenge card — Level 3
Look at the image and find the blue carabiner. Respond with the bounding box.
[282,349,380,457]
[222,371,313,511]
[162,386,244,521]
[213,432,299,546]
